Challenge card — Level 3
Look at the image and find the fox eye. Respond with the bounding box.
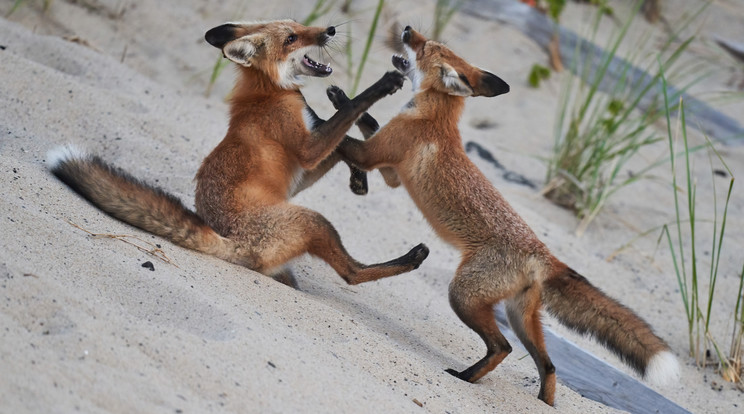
[286,34,297,45]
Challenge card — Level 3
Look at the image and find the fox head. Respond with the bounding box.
[391,26,509,98]
[205,20,336,90]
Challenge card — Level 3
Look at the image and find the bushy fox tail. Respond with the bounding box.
[47,145,251,267]
[542,263,679,385]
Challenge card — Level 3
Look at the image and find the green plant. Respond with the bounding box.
[433,0,462,42]
[544,0,567,21]
[6,0,53,17]
[302,0,336,26]
[204,0,251,97]
[729,263,744,382]
[348,0,384,97]
[658,76,742,383]
[528,64,551,88]
[544,1,706,235]
[205,55,231,98]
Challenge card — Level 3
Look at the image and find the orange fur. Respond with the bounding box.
[49,20,428,289]
[327,27,677,406]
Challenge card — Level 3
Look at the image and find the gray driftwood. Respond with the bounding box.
[462,0,743,145]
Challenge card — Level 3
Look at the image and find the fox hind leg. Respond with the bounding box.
[446,267,513,383]
[505,284,556,406]
[243,205,428,285]
[445,300,512,383]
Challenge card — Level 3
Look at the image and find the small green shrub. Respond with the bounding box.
[659,77,742,382]
[544,1,706,235]
[528,64,551,88]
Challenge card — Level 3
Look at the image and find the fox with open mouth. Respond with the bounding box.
[48,20,429,288]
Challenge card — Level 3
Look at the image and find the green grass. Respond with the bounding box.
[528,64,551,88]
[659,67,742,383]
[302,0,336,26]
[6,0,54,17]
[543,1,707,235]
[348,0,384,97]
[433,0,462,42]
[204,0,250,98]
[205,55,231,98]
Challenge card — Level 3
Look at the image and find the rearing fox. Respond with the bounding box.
[327,26,678,406]
[47,20,428,288]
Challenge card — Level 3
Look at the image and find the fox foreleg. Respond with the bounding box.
[326,85,402,188]
[296,71,403,170]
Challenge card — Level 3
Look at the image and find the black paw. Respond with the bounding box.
[409,243,429,268]
[378,70,405,95]
[445,368,465,380]
[326,85,351,110]
[358,113,380,134]
[349,168,368,195]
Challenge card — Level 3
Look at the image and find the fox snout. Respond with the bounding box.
[401,25,425,52]
[402,25,412,43]
[324,25,336,42]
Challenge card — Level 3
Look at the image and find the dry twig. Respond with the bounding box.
[66,219,178,268]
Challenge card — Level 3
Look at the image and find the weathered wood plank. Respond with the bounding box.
[494,306,690,414]
[462,0,744,145]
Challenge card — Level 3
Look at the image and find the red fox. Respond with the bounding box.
[326,26,678,406]
[47,20,428,288]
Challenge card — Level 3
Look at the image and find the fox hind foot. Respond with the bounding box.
[506,289,556,405]
[379,243,428,270]
[445,346,511,383]
[344,243,429,285]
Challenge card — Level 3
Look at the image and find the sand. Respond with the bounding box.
[1,0,742,413]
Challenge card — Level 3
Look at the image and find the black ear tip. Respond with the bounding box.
[481,72,510,97]
[205,23,238,49]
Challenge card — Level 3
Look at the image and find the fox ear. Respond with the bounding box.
[438,63,474,96]
[473,70,509,97]
[205,23,239,49]
[222,34,265,67]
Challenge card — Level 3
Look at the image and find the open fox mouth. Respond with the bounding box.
[392,54,410,73]
[303,55,332,76]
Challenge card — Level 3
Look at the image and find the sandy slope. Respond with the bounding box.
[1,1,742,413]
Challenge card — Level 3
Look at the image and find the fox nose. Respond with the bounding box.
[402,26,412,43]
[326,26,336,37]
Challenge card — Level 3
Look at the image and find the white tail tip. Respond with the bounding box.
[645,351,680,385]
[46,145,87,169]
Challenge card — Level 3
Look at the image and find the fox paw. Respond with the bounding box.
[408,243,429,269]
[379,70,405,95]
[349,168,368,195]
[445,368,466,380]
[326,85,351,110]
